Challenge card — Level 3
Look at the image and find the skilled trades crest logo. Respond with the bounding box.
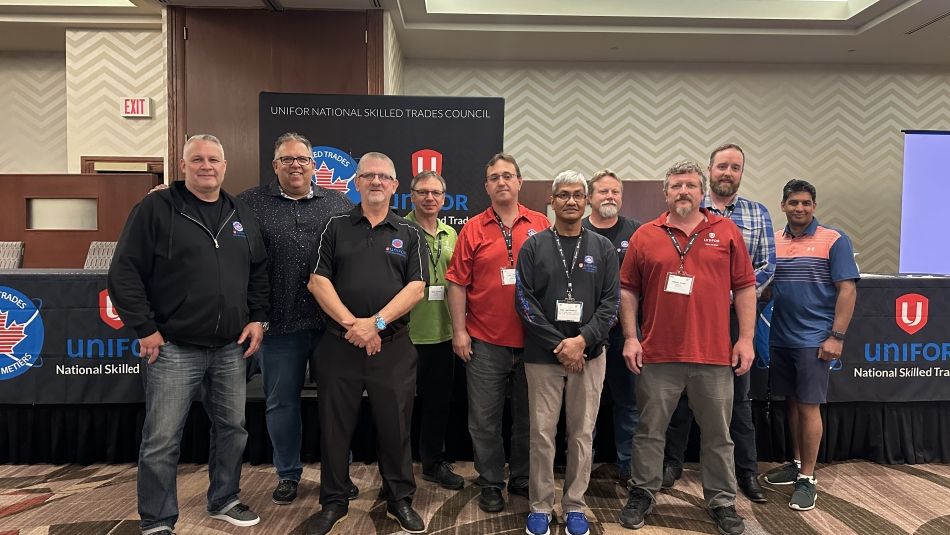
[0,286,45,381]
[312,146,358,205]
[386,238,407,257]
[896,293,928,335]
[99,289,124,330]
[232,221,246,237]
[412,149,443,176]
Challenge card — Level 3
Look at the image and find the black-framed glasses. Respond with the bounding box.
[276,156,313,166]
[358,172,395,183]
[553,192,587,202]
[412,189,445,198]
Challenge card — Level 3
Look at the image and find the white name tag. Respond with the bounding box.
[556,299,584,322]
[427,285,445,301]
[664,272,694,296]
[500,267,517,286]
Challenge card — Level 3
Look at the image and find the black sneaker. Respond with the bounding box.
[763,462,799,485]
[661,464,682,489]
[788,477,817,511]
[708,505,745,535]
[347,482,360,500]
[272,479,299,505]
[619,487,653,529]
[478,486,505,513]
[306,503,348,535]
[386,499,426,534]
[422,461,465,490]
[209,502,260,527]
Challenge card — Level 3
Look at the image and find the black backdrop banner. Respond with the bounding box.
[259,93,505,230]
[0,271,144,404]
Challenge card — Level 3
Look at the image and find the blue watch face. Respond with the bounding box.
[375,317,386,330]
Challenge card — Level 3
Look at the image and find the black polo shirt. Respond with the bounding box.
[310,204,428,333]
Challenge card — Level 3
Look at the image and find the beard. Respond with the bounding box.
[675,203,693,218]
[711,179,738,198]
[597,203,618,219]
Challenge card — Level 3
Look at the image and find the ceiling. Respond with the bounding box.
[1,0,949,65]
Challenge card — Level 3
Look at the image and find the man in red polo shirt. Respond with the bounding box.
[446,152,550,513]
[616,161,756,535]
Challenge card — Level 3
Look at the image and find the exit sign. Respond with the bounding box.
[120,97,151,118]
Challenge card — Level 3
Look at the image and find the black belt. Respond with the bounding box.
[325,325,409,345]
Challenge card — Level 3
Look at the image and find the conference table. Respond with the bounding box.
[1,269,947,465]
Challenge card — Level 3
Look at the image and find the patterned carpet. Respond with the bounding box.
[1,461,949,534]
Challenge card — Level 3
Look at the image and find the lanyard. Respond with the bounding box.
[428,234,443,280]
[552,227,583,299]
[493,209,515,266]
[664,226,700,273]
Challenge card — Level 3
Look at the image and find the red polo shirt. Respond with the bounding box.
[620,209,755,366]
[446,204,550,348]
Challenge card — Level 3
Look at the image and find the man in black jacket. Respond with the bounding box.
[515,170,620,535]
[108,134,270,535]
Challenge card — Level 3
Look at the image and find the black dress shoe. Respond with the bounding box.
[507,479,529,498]
[386,499,426,534]
[478,486,505,513]
[738,473,767,503]
[306,503,348,535]
[422,461,465,490]
[662,464,682,489]
[347,482,359,500]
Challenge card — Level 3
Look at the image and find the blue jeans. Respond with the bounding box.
[604,332,638,471]
[260,329,320,482]
[138,342,248,534]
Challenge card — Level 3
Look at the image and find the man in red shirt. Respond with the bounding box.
[617,161,756,535]
[446,153,550,513]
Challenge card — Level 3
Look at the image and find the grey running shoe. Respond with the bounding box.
[209,503,260,527]
[619,487,653,529]
[708,505,745,535]
[789,478,817,511]
[763,462,799,485]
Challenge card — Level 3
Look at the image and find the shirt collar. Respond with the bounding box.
[783,217,819,238]
[405,210,449,237]
[701,192,739,214]
[348,204,400,229]
[266,180,324,200]
[480,203,529,226]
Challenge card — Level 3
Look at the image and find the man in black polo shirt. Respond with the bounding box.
[306,151,428,535]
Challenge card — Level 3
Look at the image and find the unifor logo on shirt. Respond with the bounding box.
[581,255,597,273]
[232,221,246,238]
[386,238,407,258]
[703,231,720,246]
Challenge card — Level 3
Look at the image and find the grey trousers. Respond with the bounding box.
[630,362,737,508]
[525,354,606,513]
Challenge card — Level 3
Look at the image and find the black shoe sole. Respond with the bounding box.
[272,496,296,505]
[385,511,426,534]
[307,512,347,535]
[618,504,653,530]
[421,473,465,490]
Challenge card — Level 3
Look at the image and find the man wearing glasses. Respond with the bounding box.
[307,152,428,535]
[516,171,619,535]
[237,132,355,506]
[404,171,465,490]
[446,153,549,513]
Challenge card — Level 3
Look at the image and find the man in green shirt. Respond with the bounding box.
[405,170,464,489]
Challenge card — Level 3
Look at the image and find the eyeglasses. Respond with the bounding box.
[276,156,313,166]
[412,189,445,198]
[358,172,395,183]
[486,172,517,182]
[553,192,587,202]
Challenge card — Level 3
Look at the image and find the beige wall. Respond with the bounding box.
[65,29,166,173]
[404,60,950,273]
[383,12,404,95]
[0,52,67,173]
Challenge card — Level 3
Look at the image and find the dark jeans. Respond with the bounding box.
[603,330,638,470]
[415,340,455,472]
[663,308,758,476]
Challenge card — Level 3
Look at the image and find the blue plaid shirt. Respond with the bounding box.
[702,193,776,295]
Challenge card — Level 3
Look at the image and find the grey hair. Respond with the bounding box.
[273,132,313,160]
[588,168,622,195]
[410,170,446,191]
[357,151,396,178]
[663,160,707,195]
[183,134,224,159]
[552,170,588,195]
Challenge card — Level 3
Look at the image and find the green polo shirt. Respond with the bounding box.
[406,211,457,344]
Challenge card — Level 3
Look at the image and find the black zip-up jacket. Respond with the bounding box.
[108,181,270,347]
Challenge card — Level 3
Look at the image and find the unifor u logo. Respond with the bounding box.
[895,293,928,335]
[412,149,442,176]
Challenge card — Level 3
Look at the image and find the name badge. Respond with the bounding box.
[427,285,445,301]
[664,272,694,296]
[500,267,516,286]
[556,299,584,322]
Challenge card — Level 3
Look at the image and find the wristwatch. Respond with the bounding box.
[829,330,846,341]
[374,314,387,331]
[257,321,269,333]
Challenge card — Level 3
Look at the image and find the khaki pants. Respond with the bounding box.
[525,354,606,513]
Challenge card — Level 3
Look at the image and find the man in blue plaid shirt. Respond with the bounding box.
[661,143,776,503]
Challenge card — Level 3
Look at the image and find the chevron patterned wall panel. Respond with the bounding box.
[0,52,67,173]
[383,13,404,95]
[405,61,950,273]
[65,29,166,173]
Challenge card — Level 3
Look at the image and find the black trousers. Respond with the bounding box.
[315,332,417,505]
[663,308,759,476]
[415,340,455,472]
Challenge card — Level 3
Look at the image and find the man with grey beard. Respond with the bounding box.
[582,169,641,481]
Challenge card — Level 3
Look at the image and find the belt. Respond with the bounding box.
[325,325,409,345]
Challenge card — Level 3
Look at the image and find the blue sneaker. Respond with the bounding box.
[565,512,590,535]
[525,512,551,535]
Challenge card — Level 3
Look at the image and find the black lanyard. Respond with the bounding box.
[493,209,515,266]
[552,228,583,299]
[664,227,700,273]
[428,234,443,281]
